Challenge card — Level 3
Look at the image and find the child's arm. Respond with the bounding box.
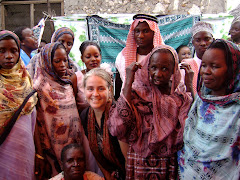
[180,62,194,98]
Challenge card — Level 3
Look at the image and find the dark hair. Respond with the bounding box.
[61,143,85,162]
[79,41,101,55]
[176,45,190,53]
[14,26,28,41]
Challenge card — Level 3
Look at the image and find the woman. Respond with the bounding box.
[27,27,79,79]
[108,45,193,179]
[0,30,39,179]
[80,68,125,180]
[33,42,86,177]
[178,39,240,179]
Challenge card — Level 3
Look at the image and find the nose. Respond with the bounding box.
[202,66,211,74]
[200,40,207,46]
[138,31,144,38]
[93,89,99,96]
[73,160,79,166]
[59,60,66,67]
[6,51,13,59]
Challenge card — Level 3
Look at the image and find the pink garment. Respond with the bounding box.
[109,45,193,158]
[181,58,200,96]
[115,18,164,81]
[0,109,36,180]
[75,71,89,113]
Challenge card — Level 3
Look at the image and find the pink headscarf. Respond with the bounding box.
[122,19,164,68]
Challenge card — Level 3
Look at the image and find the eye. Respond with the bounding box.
[86,87,94,91]
[67,158,74,163]
[11,49,18,53]
[0,48,5,53]
[67,42,73,46]
[99,86,106,91]
[143,29,149,33]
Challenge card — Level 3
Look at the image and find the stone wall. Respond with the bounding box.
[64,0,227,15]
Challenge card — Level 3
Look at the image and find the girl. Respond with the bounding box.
[0,30,40,179]
[80,68,125,180]
[33,42,87,177]
[79,41,102,74]
[108,45,193,179]
[178,39,240,179]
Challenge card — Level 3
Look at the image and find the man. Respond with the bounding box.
[14,26,38,66]
[181,21,214,95]
[114,14,164,99]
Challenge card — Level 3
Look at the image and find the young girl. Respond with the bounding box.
[80,68,125,180]
[108,45,193,179]
[0,30,39,179]
[33,42,88,177]
[79,41,102,74]
[178,39,240,179]
[176,45,192,62]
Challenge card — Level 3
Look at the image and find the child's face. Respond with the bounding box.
[200,48,228,96]
[229,21,240,42]
[178,46,191,62]
[81,45,101,71]
[52,47,68,77]
[57,34,73,55]
[149,51,174,90]
[0,39,19,69]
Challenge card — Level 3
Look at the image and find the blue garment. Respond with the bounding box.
[20,49,35,66]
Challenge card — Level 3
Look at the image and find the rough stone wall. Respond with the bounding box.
[64,0,227,15]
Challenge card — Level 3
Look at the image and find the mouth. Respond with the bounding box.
[90,63,99,68]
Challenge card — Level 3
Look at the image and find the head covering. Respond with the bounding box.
[123,15,164,68]
[0,30,37,135]
[129,45,192,157]
[197,39,240,105]
[51,27,74,43]
[133,14,158,23]
[40,42,71,84]
[192,21,214,37]
[231,16,240,26]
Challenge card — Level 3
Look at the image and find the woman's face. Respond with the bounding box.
[84,75,110,112]
[52,47,68,77]
[200,48,228,96]
[0,39,19,69]
[229,21,240,43]
[178,46,191,62]
[57,34,74,55]
[81,45,101,72]
[62,148,86,180]
[149,51,174,90]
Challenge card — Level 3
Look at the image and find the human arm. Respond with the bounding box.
[179,62,195,98]
[122,62,142,103]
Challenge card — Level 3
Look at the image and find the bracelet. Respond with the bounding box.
[36,154,44,160]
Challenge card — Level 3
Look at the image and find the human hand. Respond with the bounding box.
[179,62,194,93]
[125,62,142,85]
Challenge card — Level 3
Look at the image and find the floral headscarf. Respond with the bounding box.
[51,27,74,43]
[0,30,37,135]
[41,42,71,84]
[122,18,164,68]
[197,39,240,105]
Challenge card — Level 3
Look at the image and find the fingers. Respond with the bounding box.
[179,62,192,71]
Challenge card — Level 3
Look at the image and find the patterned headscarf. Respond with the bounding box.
[192,21,214,37]
[122,18,164,68]
[41,42,71,84]
[51,27,74,43]
[0,30,37,135]
[130,45,192,156]
[197,39,240,105]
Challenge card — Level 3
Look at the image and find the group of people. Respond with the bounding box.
[0,13,240,180]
